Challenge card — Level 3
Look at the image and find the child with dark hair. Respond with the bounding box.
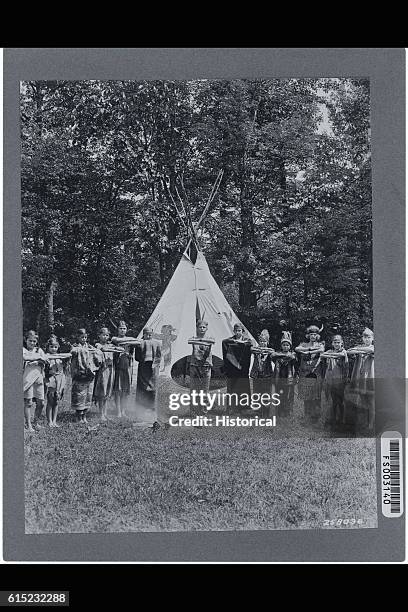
[250,330,275,417]
[188,320,214,416]
[273,331,298,417]
[44,335,71,427]
[222,323,253,414]
[320,334,349,430]
[111,320,134,418]
[346,327,375,431]
[134,327,162,410]
[295,325,325,422]
[93,327,115,421]
[70,328,101,424]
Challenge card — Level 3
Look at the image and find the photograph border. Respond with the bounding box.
[3,47,405,561]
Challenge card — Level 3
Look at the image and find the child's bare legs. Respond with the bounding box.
[46,391,55,426]
[114,392,121,417]
[24,399,34,432]
[76,409,87,423]
[115,392,127,417]
[33,399,44,428]
[366,394,375,431]
[75,409,83,423]
[98,399,107,421]
[51,393,59,427]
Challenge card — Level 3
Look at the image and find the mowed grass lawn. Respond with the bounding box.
[25,392,378,533]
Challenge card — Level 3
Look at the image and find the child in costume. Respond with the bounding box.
[222,323,253,414]
[111,320,134,418]
[320,334,349,430]
[295,325,325,422]
[250,329,275,417]
[44,335,71,427]
[188,320,215,416]
[93,327,116,421]
[23,330,48,432]
[272,331,298,417]
[346,327,375,431]
[70,328,101,424]
[135,327,162,411]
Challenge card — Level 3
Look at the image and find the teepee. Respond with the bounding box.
[132,172,256,422]
[140,249,255,371]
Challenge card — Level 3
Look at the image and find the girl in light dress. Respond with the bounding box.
[23,330,48,432]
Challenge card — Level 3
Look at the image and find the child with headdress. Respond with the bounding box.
[250,329,275,417]
[320,334,349,430]
[295,324,325,422]
[346,327,375,431]
[272,330,298,417]
[44,335,71,427]
[23,330,49,431]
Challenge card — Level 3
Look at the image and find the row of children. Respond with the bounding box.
[190,321,374,430]
[23,322,158,431]
[23,318,374,432]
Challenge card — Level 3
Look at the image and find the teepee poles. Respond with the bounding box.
[175,184,199,249]
[165,170,224,256]
[184,169,224,254]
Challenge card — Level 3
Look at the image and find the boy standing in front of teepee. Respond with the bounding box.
[188,319,215,416]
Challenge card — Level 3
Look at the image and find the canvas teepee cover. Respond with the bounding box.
[134,249,255,420]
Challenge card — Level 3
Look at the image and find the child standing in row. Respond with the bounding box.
[320,334,349,429]
[222,323,253,414]
[295,325,325,422]
[70,328,101,424]
[347,327,375,431]
[44,335,70,428]
[23,330,48,432]
[188,320,214,416]
[273,331,298,417]
[93,327,115,421]
[112,320,134,417]
[250,330,275,417]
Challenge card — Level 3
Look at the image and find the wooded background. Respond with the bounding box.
[21,78,372,346]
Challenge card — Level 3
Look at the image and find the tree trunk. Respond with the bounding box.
[158,250,165,290]
[47,280,57,334]
[239,185,257,309]
[285,295,292,324]
[35,310,42,335]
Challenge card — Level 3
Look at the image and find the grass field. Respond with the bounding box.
[25,387,378,533]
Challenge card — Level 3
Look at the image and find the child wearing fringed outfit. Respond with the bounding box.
[272,331,298,417]
[250,329,275,418]
[111,320,134,418]
[295,325,325,422]
[188,320,214,416]
[346,327,375,432]
[320,334,349,431]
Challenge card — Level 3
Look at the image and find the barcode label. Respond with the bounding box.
[381,432,404,518]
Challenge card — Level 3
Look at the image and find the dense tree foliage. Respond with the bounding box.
[21,78,372,346]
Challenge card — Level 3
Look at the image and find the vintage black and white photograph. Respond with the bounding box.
[21,78,377,533]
